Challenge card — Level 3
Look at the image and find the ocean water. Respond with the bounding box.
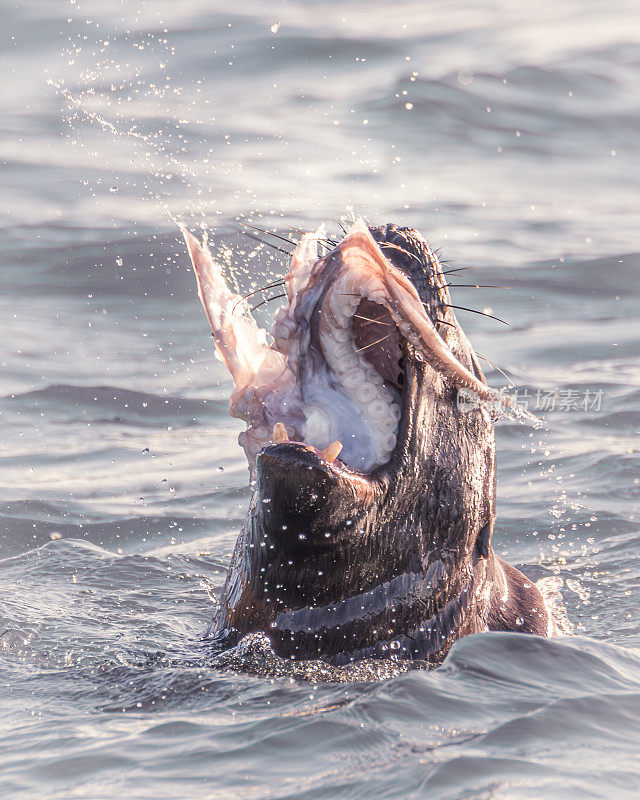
[1,1,640,797]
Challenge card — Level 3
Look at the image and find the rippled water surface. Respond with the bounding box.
[2,1,640,797]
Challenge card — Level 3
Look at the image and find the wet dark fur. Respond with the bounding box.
[206,224,552,665]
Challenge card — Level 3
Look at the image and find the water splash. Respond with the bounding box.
[211,632,418,682]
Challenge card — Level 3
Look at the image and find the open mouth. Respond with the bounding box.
[272,287,404,473]
[183,219,502,480]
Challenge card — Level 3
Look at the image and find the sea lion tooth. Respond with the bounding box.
[273,422,289,443]
[320,441,342,463]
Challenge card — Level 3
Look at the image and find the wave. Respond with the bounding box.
[3,383,225,426]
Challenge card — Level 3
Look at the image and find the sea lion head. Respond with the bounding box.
[184,220,501,661]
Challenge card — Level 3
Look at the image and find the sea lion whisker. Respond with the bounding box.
[445,284,509,289]
[317,239,336,252]
[241,222,297,249]
[232,281,286,314]
[333,218,349,235]
[380,242,423,265]
[441,267,473,275]
[353,314,393,326]
[250,292,287,312]
[475,352,513,385]
[443,304,509,325]
[354,332,394,353]
[242,231,291,256]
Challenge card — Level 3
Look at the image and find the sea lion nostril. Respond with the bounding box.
[398,374,404,385]
[398,357,405,369]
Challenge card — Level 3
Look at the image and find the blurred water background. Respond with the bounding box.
[1,1,640,797]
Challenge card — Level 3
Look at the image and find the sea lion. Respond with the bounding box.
[182,219,554,665]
